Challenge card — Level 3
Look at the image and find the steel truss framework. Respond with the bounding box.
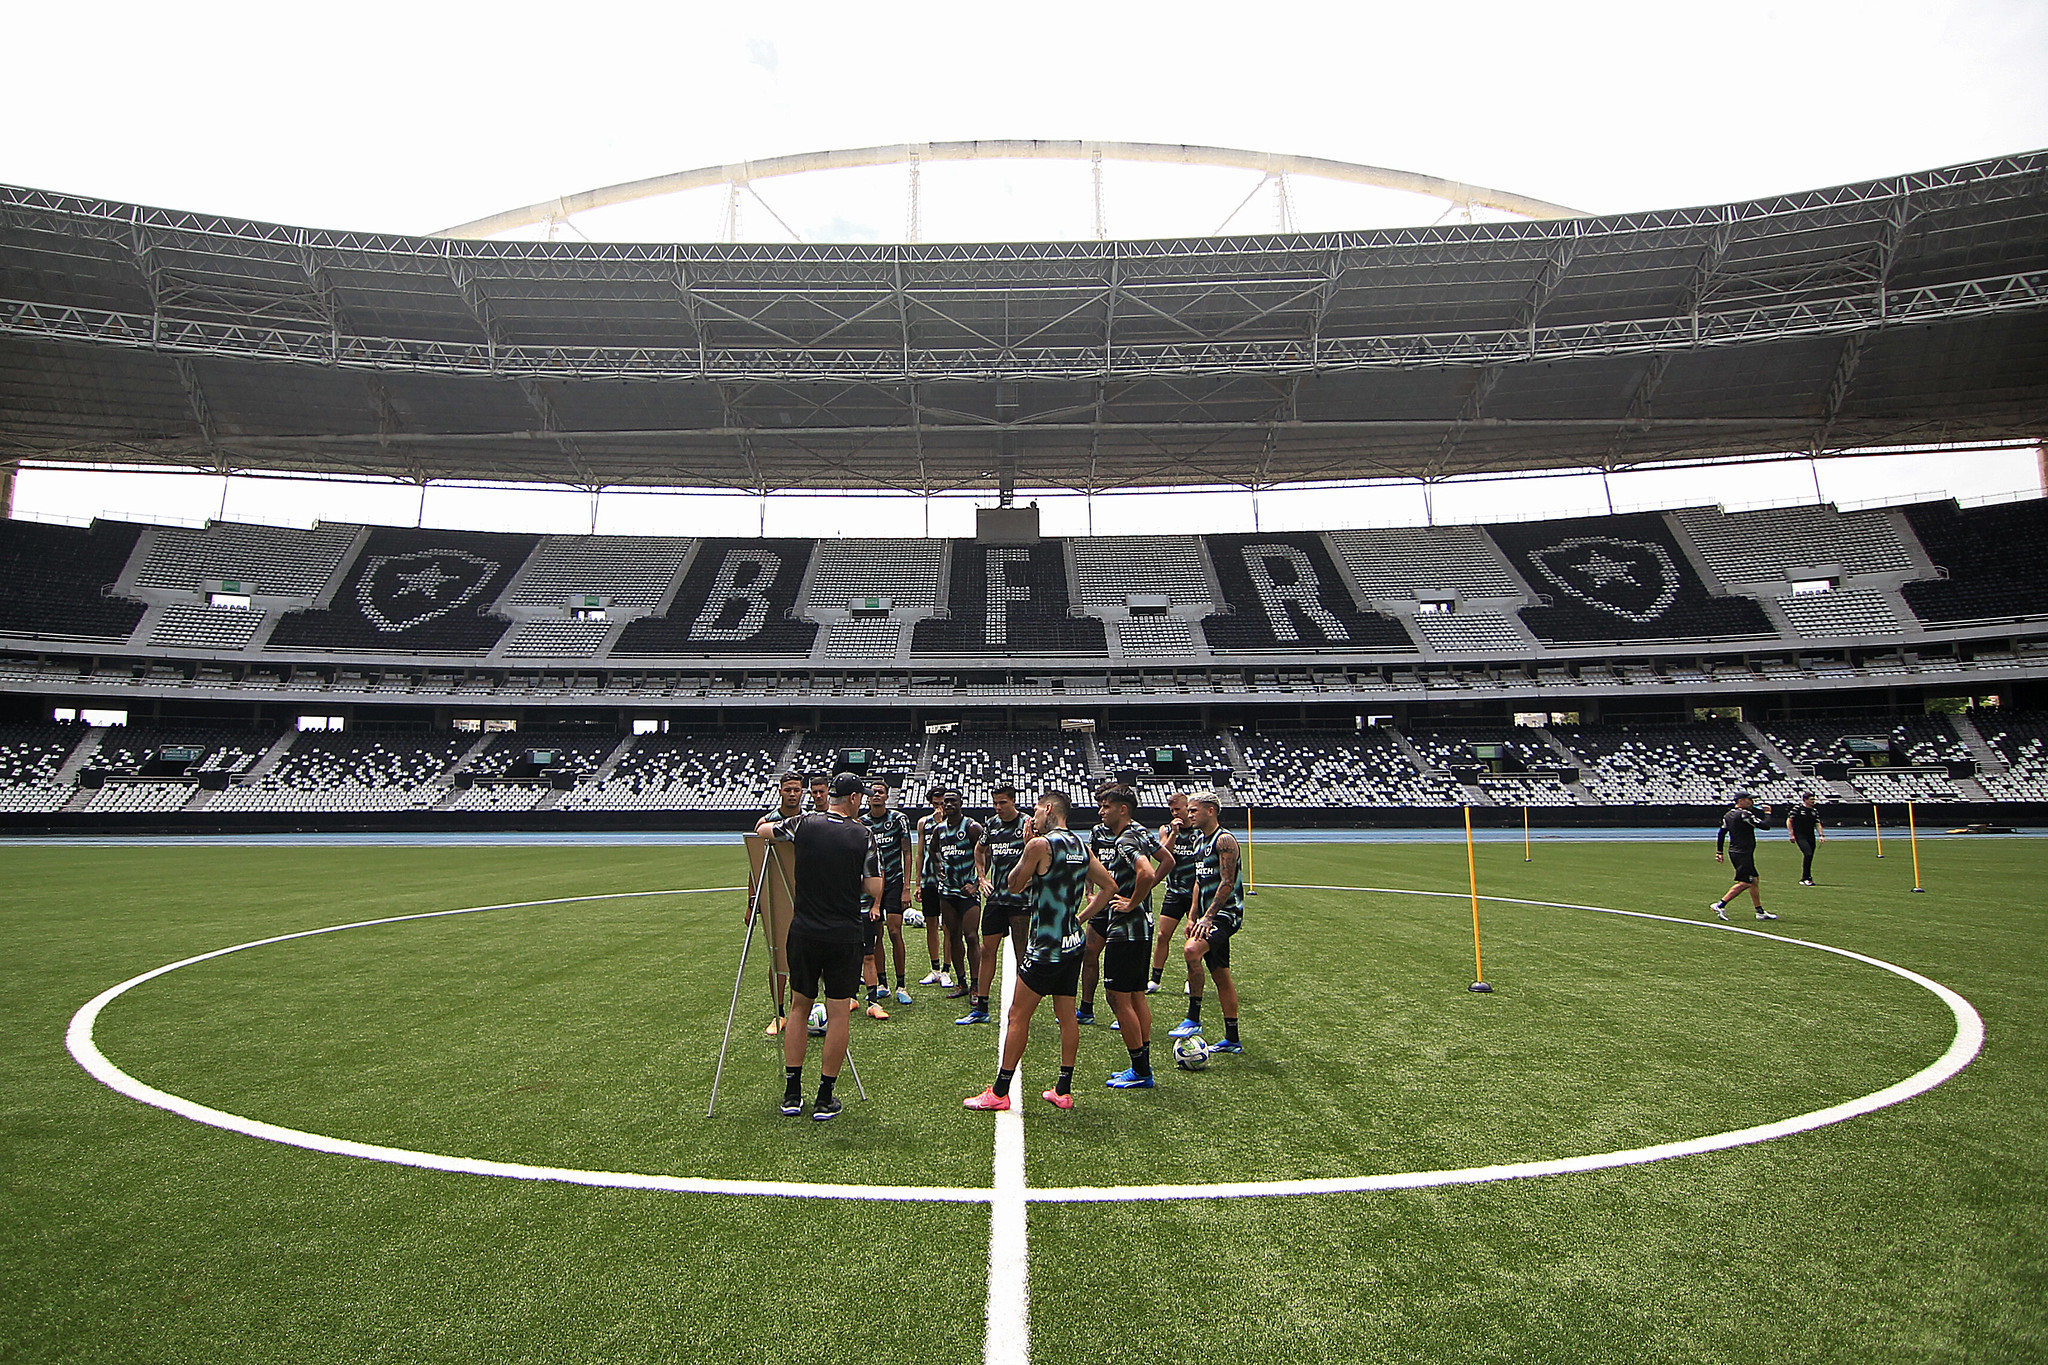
[1,152,2045,494]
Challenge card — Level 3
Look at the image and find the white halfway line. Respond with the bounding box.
[66,885,1983,1209]
[985,937,1030,1365]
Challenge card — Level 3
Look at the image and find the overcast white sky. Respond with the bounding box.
[8,1,2047,534]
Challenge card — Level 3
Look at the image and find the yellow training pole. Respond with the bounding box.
[1244,802,1256,895]
[1465,805,1491,992]
[1908,801,1925,892]
[1523,803,1532,862]
[1873,803,1884,858]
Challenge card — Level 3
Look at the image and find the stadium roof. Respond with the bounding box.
[1,151,2044,496]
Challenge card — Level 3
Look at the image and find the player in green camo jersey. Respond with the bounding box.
[1087,783,1168,1086]
[965,790,1118,1112]
[1149,791,1206,994]
[862,778,918,1004]
[921,789,987,999]
[910,786,954,986]
[957,784,1032,1025]
[1169,791,1246,1055]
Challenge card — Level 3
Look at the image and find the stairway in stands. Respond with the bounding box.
[1948,713,2011,778]
[1389,726,1492,805]
[1531,728,1599,805]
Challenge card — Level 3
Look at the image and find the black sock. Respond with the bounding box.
[816,1073,836,1103]
[1130,1045,1150,1078]
[1225,1017,1239,1044]
[972,995,988,1011]
[931,957,942,972]
[783,1065,802,1097]
[1080,993,1095,1011]
[1187,998,1203,1024]
[1057,1065,1074,1096]
[1149,966,1163,984]
[993,1067,1015,1098]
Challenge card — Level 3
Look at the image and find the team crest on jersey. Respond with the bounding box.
[354,549,501,632]
[1525,536,1678,623]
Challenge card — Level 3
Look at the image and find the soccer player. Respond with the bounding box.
[925,789,986,999]
[862,779,918,1003]
[1088,783,1168,1087]
[750,771,807,1037]
[911,786,953,986]
[964,790,1118,1112]
[754,773,883,1121]
[808,773,829,813]
[1787,792,1826,886]
[1149,791,1204,994]
[957,784,1031,1025]
[1711,792,1778,921]
[1168,791,1245,1054]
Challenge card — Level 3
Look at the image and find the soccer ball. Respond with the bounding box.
[808,1003,828,1036]
[903,907,925,929]
[1173,1035,1210,1070]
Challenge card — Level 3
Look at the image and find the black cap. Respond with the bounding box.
[1733,791,1755,802]
[830,771,865,799]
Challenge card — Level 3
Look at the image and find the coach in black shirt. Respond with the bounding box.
[755,772,883,1121]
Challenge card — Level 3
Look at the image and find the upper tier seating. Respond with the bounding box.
[267,527,538,655]
[1326,526,1526,600]
[1410,611,1527,652]
[149,603,267,650]
[133,520,360,597]
[1901,498,2048,624]
[1776,590,1904,637]
[613,539,818,655]
[1203,533,1413,652]
[821,619,905,661]
[1071,536,1214,608]
[1113,617,1200,657]
[210,731,469,810]
[1554,723,1800,805]
[927,731,1095,808]
[0,519,147,641]
[1978,713,2048,800]
[500,619,614,657]
[1673,504,1915,584]
[913,541,1106,654]
[804,539,946,612]
[1489,513,1774,642]
[555,731,787,810]
[1235,728,1467,807]
[505,535,693,609]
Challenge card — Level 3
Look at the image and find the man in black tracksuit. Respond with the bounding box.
[1787,793,1826,886]
[1711,792,1778,922]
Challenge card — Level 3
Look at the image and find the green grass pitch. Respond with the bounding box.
[3,836,2044,1363]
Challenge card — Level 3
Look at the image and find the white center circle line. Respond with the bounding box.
[65,883,1984,1205]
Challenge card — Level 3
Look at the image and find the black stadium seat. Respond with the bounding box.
[614,539,819,655]
[1201,533,1411,651]
[913,540,1106,655]
[0,519,147,642]
[1488,513,1774,643]
[1902,499,2048,624]
[267,527,538,655]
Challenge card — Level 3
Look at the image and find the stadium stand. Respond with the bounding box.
[1894,714,1972,766]
[1202,533,1413,651]
[1850,770,1967,802]
[612,539,818,655]
[148,603,268,650]
[0,725,85,812]
[266,527,538,655]
[1762,718,1904,769]
[1489,513,1775,643]
[1113,617,1201,657]
[1070,536,1214,608]
[1776,590,1905,638]
[913,541,1106,654]
[804,539,945,613]
[1554,723,1800,806]
[927,730,1095,807]
[555,730,788,810]
[0,519,147,641]
[91,725,276,776]
[1410,611,1529,653]
[1325,526,1526,601]
[789,732,922,778]
[1901,498,2048,624]
[210,731,470,810]
[1978,713,2048,800]
[462,734,619,780]
[132,520,360,597]
[1236,728,1468,807]
[505,535,692,608]
[1098,730,1233,776]
[1405,727,1557,774]
[500,619,614,657]
[1672,504,1916,584]
[821,619,905,661]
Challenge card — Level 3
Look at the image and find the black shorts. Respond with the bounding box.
[879,880,905,915]
[938,893,980,926]
[1103,940,1149,994]
[1730,855,1759,884]
[786,931,863,1002]
[981,898,1024,937]
[1194,918,1237,972]
[1018,954,1084,1000]
[1159,891,1193,923]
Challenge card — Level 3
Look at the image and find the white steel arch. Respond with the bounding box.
[432,139,1588,240]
